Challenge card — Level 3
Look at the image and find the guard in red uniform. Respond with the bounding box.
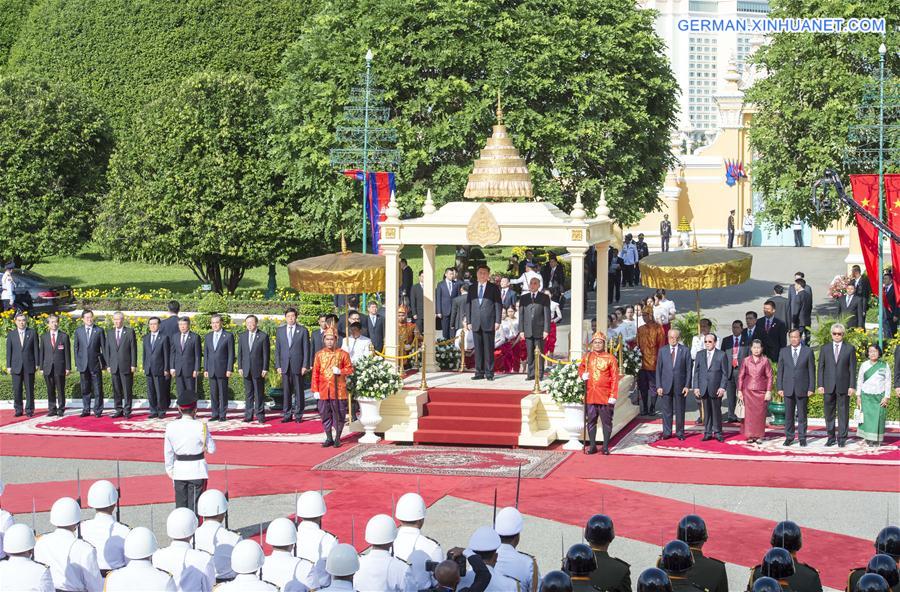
[311,328,354,448]
[578,331,620,455]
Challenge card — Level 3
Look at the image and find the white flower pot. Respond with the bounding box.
[357,397,383,444]
[561,402,585,450]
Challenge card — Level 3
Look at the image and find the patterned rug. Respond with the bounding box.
[313,445,570,478]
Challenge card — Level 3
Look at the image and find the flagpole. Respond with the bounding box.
[878,41,886,347]
[361,49,373,311]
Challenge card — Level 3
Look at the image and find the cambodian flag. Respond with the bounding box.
[342,170,397,253]
[725,160,737,186]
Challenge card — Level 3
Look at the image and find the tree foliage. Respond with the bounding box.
[745,0,899,230]
[96,72,301,294]
[0,73,113,267]
[270,0,678,248]
[0,0,36,67]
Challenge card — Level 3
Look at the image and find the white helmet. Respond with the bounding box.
[3,523,36,554]
[395,493,426,522]
[468,526,501,553]
[50,497,82,527]
[231,539,265,574]
[266,517,297,547]
[124,527,158,560]
[326,543,360,576]
[87,480,119,509]
[365,514,397,545]
[494,507,524,537]
[297,491,326,519]
[197,489,228,517]
[166,507,199,540]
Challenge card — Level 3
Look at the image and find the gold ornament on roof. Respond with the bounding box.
[466,204,502,246]
[463,91,533,201]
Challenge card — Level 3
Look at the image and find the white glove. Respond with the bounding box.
[608,398,617,404]
[332,367,341,375]
[313,391,321,400]
[581,372,589,381]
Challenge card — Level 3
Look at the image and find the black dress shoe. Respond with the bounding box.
[472,375,484,381]
[333,440,342,448]
[124,413,132,419]
[694,417,704,425]
[602,448,610,455]
[112,411,124,418]
[80,411,90,417]
[677,435,685,441]
[157,412,166,419]
[825,438,836,447]
[14,412,22,417]
[26,411,34,417]
[218,417,227,422]
[295,417,304,424]
[716,435,725,442]
[94,413,103,418]
[486,375,494,381]
[701,434,712,441]
[281,417,292,423]
[258,419,266,425]
[586,446,597,455]
[838,439,846,447]
[321,439,334,447]
[661,434,672,440]
[242,418,252,423]
[799,440,807,447]
[783,438,794,446]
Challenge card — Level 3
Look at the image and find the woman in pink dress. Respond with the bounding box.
[737,339,773,442]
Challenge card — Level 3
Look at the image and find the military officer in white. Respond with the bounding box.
[393,492,442,563]
[104,527,176,591]
[0,523,54,592]
[195,489,242,582]
[153,507,216,592]
[261,517,309,590]
[494,507,539,592]
[33,496,103,592]
[164,389,216,513]
[318,544,359,592]
[354,514,414,592]
[0,479,14,560]
[295,490,338,564]
[214,540,278,591]
[80,479,130,574]
[458,526,521,592]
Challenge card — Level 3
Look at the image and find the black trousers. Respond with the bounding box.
[146,374,166,415]
[724,372,739,418]
[45,372,66,413]
[244,376,266,421]
[823,390,850,441]
[160,375,172,411]
[282,372,303,420]
[659,391,686,437]
[623,264,636,286]
[525,336,544,380]
[472,328,495,377]
[586,403,614,448]
[743,230,753,247]
[727,230,734,248]
[80,371,104,415]
[11,372,35,414]
[440,315,452,340]
[661,236,670,252]
[794,229,803,247]
[110,371,134,414]
[637,369,657,414]
[208,376,229,419]
[607,274,620,304]
[701,393,723,435]
[174,479,206,512]
[784,394,809,440]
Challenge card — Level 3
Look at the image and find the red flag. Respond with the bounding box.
[849,175,882,296]
[884,175,900,295]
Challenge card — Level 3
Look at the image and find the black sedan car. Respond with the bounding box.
[8,269,76,314]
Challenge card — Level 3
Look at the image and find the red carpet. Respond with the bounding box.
[413,388,527,446]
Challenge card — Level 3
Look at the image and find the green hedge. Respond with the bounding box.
[77,297,328,319]
[0,372,249,401]
[0,0,36,66]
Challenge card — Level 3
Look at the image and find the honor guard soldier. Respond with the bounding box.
[319,543,360,592]
[752,577,784,592]
[562,543,597,592]
[295,490,338,565]
[495,507,539,592]
[0,479,14,560]
[859,555,900,592]
[104,527,176,591]
[354,513,412,592]
[164,389,217,512]
[748,521,821,592]
[677,514,726,592]
[214,540,277,591]
[394,492,443,563]
[81,479,130,575]
[33,497,103,592]
[261,517,307,590]
[856,574,892,592]
[457,526,521,591]
[0,523,54,592]
[311,328,354,447]
[637,567,674,592]
[541,570,574,592]
[579,332,620,454]
[848,527,900,592]
[659,540,705,591]
[755,547,795,591]
[153,507,216,592]
[584,514,630,592]
[196,489,242,583]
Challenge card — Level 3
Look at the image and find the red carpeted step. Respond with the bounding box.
[417,416,521,433]
[422,401,522,419]
[413,428,518,446]
[425,388,529,405]
[412,387,527,446]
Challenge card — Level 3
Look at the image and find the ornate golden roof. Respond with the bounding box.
[463,93,533,201]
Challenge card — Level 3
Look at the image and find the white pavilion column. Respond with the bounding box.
[421,244,437,371]
[568,246,586,361]
[382,243,400,362]
[596,241,610,333]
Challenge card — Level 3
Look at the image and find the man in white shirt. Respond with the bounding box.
[354,514,413,592]
[341,322,372,365]
[494,507,539,592]
[318,544,359,592]
[457,527,521,591]
[81,480,130,575]
[0,523,54,592]
[742,208,755,247]
[690,318,718,361]
[295,491,338,567]
[261,518,308,590]
[620,235,640,287]
[195,489,242,582]
[509,261,543,292]
[33,497,103,592]
[104,527,176,591]
[164,389,216,512]
[393,492,441,590]
[215,540,277,591]
[153,507,216,592]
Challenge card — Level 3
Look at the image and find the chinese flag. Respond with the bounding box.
[850,174,882,296]
[884,174,900,295]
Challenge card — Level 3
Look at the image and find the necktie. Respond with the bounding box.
[288,326,293,347]
[732,341,739,367]
[19,331,24,346]
[834,343,839,362]
[532,292,536,303]
[707,351,713,368]
[478,284,484,301]
[213,332,219,350]
[847,296,851,307]
[249,332,255,349]
[86,327,91,341]
[792,348,798,364]
[671,346,676,367]
[181,334,186,349]
[766,318,772,331]
[151,334,156,350]
[51,332,56,349]
[116,329,121,345]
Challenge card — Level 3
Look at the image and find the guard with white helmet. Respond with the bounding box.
[81,479,131,574]
[393,492,443,563]
[317,543,360,591]
[354,513,414,592]
[0,479,14,561]
[495,507,539,592]
[152,507,216,592]
[457,526,522,592]
[295,490,339,566]
[104,527,176,591]
[0,522,54,592]
[33,496,103,592]
[214,539,278,591]
[261,517,310,590]
[164,389,217,513]
[194,488,242,582]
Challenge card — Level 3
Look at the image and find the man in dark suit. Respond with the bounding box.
[692,333,729,442]
[850,264,870,312]
[727,209,735,248]
[275,307,310,423]
[204,314,234,422]
[817,323,856,447]
[142,316,170,419]
[40,314,71,416]
[450,284,469,334]
[436,267,460,339]
[881,272,899,338]
[518,249,536,275]
[499,277,517,309]
[409,271,425,334]
[169,316,201,414]
[743,311,759,343]
[467,265,502,381]
[158,300,181,411]
[6,313,39,417]
[759,301,787,362]
[777,329,816,446]
[655,328,693,440]
[238,314,270,424]
[518,277,550,381]
[541,254,566,292]
[399,258,413,304]
[786,272,812,324]
[720,320,750,423]
[771,285,790,328]
[362,300,385,353]
[838,283,866,328]
[790,278,812,342]
[74,309,106,417]
[105,311,138,418]
[311,314,328,359]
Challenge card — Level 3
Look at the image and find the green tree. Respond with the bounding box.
[96,72,301,294]
[745,0,899,230]
[0,74,113,267]
[0,0,36,67]
[270,0,678,248]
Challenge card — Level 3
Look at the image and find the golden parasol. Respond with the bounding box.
[287,234,385,295]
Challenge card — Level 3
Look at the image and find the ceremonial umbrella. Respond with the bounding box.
[287,235,385,295]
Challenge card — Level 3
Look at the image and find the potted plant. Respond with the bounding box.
[767,360,785,426]
[435,341,461,371]
[352,355,403,443]
[546,362,585,450]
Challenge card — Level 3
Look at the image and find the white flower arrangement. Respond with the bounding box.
[546,362,584,405]
[353,355,403,400]
[622,346,642,377]
[435,342,461,370]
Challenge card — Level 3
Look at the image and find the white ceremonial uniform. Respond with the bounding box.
[0,508,14,560]
[341,335,372,365]
[80,512,130,570]
[164,416,216,480]
[33,528,103,592]
[261,549,304,590]
[213,573,278,591]
[153,540,216,592]
[295,521,337,563]
[496,544,538,592]
[103,558,176,592]
[353,548,413,592]
[194,519,241,581]
[0,555,54,592]
[392,526,442,563]
[458,564,521,591]
[316,579,355,592]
